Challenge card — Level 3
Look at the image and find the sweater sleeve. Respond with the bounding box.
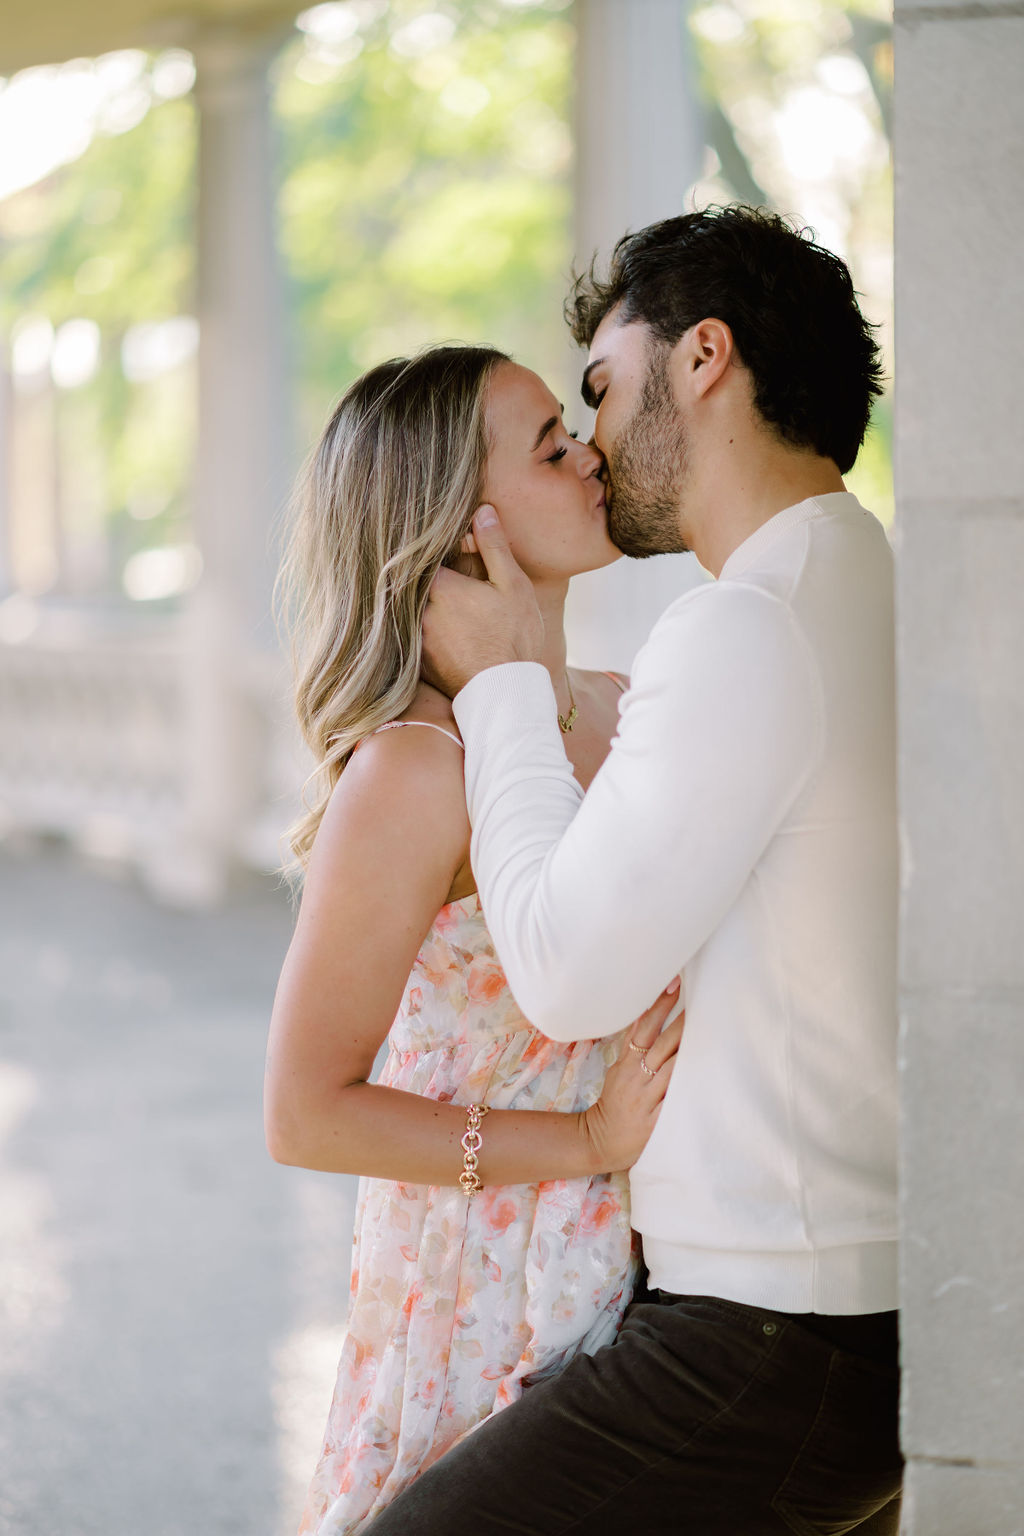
[452,582,824,1041]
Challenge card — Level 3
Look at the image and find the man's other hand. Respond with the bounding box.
[422,505,544,698]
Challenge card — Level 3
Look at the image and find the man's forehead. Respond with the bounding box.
[587,309,649,367]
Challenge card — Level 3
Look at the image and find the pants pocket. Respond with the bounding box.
[770,1351,902,1536]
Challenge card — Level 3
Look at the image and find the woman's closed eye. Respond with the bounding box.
[545,431,579,465]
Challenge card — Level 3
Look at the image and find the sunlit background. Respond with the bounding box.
[0,0,892,896]
[0,0,891,613]
[0,3,892,1531]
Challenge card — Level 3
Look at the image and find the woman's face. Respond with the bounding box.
[480,363,620,583]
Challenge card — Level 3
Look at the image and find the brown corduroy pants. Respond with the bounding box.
[364,1290,902,1536]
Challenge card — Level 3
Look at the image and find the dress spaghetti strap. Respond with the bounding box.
[374,720,464,750]
[602,670,628,694]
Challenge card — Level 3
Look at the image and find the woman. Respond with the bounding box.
[265,344,683,1535]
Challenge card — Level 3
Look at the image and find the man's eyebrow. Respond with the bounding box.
[530,412,561,453]
[581,359,606,409]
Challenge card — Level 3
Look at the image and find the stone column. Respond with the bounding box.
[565,0,705,671]
[151,23,291,904]
[895,1,1024,1527]
[0,347,11,595]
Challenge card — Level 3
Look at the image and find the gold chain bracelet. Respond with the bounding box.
[459,1103,490,1196]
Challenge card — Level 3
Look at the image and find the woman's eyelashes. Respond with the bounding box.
[544,430,579,465]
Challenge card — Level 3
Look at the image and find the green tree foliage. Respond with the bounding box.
[687,0,893,519]
[275,0,574,434]
[0,92,195,335]
[0,0,894,601]
[0,5,575,599]
[0,74,197,592]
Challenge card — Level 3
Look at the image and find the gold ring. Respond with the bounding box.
[633,1046,657,1079]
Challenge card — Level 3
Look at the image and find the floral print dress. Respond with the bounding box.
[299,891,637,1536]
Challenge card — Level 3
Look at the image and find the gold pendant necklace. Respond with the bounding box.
[558,672,577,734]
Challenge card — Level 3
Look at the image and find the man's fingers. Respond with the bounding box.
[427,565,472,602]
[472,505,527,591]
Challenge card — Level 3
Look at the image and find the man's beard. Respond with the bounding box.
[605,353,690,559]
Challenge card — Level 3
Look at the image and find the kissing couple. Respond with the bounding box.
[266,204,901,1535]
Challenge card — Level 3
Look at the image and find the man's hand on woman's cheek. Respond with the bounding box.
[422,505,545,699]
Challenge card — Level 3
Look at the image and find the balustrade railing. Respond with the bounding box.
[0,607,302,904]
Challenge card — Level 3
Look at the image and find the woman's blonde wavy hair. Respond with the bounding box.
[277,343,510,870]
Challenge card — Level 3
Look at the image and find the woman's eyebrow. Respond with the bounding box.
[530,411,562,452]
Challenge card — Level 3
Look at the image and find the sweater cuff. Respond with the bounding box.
[452,662,557,743]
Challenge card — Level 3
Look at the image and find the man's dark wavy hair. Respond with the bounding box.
[567,205,884,475]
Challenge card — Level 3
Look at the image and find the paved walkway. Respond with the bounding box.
[0,843,358,1536]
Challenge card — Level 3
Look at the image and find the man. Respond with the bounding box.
[367,206,901,1533]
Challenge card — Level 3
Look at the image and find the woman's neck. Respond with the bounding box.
[533,579,572,715]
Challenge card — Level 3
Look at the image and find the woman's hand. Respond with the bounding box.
[581,980,684,1173]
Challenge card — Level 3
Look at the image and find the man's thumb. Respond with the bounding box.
[472,505,519,586]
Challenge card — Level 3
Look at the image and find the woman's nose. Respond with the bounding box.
[576,437,605,478]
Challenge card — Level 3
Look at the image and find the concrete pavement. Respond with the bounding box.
[0,843,358,1536]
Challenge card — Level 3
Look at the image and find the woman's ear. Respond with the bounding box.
[442,530,487,580]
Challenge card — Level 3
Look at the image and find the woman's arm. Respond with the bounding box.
[264,725,680,1186]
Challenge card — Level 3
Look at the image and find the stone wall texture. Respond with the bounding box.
[895,0,1024,1528]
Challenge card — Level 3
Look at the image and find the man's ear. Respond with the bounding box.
[669,319,735,403]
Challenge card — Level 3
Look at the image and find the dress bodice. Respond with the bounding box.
[385,892,620,1115]
[391,894,532,1051]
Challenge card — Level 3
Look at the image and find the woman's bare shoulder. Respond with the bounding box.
[310,709,469,901]
[342,693,464,805]
[330,685,464,835]
[584,668,629,694]
[572,666,630,700]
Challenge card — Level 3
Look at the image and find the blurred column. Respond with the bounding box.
[895,0,1024,1527]
[565,0,706,672]
[8,350,61,597]
[0,347,10,594]
[156,23,291,905]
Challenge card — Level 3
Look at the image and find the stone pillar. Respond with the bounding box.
[0,346,11,595]
[8,370,61,598]
[151,24,291,904]
[895,1,1024,1527]
[565,0,705,672]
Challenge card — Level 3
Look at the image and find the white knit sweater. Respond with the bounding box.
[453,493,898,1314]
